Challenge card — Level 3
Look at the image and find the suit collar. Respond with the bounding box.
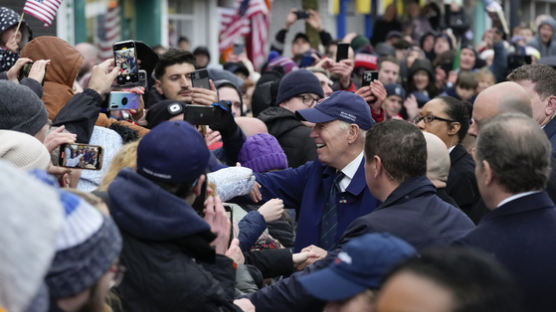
[379,176,437,209]
[543,117,556,140]
[322,156,367,196]
[449,144,468,163]
[485,191,555,220]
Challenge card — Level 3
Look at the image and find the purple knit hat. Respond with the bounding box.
[238,133,288,173]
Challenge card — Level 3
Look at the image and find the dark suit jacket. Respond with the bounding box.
[542,119,556,203]
[446,144,481,218]
[456,191,556,312]
[248,176,474,312]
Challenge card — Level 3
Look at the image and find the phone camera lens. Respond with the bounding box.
[121,97,128,105]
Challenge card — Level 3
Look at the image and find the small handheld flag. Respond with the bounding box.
[23,0,63,27]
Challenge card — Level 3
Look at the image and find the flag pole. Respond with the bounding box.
[14,12,25,36]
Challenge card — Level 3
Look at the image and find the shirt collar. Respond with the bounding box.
[448,145,456,154]
[496,191,540,208]
[340,152,364,180]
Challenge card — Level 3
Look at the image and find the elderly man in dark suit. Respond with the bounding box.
[456,113,556,312]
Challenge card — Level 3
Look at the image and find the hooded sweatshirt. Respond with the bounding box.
[107,168,239,312]
[528,18,556,58]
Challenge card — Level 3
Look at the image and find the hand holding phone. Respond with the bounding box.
[295,10,310,19]
[336,43,350,62]
[362,71,378,87]
[113,40,138,85]
[109,91,140,111]
[191,69,210,89]
[58,143,104,170]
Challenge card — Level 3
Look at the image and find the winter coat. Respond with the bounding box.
[248,175,474,312]
[455,191,556,312]
[258,106,316,168]
[107,168,241,312]
[255,157,379,252]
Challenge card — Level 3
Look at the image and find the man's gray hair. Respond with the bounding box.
[475,113,551,193]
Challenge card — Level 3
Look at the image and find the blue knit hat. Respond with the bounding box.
[275,69,324,105]
[137,121,210,184]
[238,133,288,173]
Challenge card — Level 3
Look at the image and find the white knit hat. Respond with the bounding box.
[0,130,50,170]
[77,126,123,192]
[0,160,64,312]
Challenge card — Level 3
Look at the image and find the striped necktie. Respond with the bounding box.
[319,171,345,250]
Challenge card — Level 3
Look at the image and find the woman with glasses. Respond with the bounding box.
[415,96,480,220]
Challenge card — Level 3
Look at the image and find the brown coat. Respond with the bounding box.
[20,36,148,137]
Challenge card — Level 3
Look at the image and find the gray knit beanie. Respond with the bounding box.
[0,80,48,136]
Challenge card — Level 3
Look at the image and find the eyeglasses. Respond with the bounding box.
[414,115,456,124]
[296,95,320,107]
[108,264,127,288]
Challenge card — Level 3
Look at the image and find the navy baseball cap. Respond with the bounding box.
[296,91,375,130]
[298,233,416,302]
[137,121,210,184]
[385,83,406,100]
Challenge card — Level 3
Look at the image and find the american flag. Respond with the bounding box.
[96,1,121,60]
[218,0,270,70]
[23,0,63,27]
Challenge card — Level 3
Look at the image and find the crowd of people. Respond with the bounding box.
[1,2,556,312]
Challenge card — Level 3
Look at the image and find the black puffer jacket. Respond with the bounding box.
[108,168,241,312]
[257,107,316,168]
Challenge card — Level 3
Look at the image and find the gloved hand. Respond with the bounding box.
[209,101,239,137]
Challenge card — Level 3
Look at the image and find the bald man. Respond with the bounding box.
[468,81,556,205]
[468,82,532,137]
[75,42,99,82]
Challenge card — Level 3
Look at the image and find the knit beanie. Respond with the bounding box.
[267,56,299,75]
[351,35,370,52]
[276,69,324,105]
[0,160,63,312]
[77,126,124,192]
[423,131,450,187]
[0,130,50,170]
[45,190,122,298]
[0,80,48,136]
[146,100,187,129]
[238,133,288,173]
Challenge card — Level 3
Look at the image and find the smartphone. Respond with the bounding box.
[117,69,147,89]
[336,43,349,62]
[18,62,33,81]
[58,143,104,170]
[113,40,139,85]
[192,178,208,215]
[299,51,314,68]
[295,10,310,19]
[233,43,244,56]
[223,203,234,247]
[108,92,140,111]
[362,71,378,86]
[184,104,215,125]
[191,68,210,89]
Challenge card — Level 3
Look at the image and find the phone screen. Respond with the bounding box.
[362,71,378,86]
[336,43,349,62]
[114,41,138,84]
[59,143,103,170]
[233,44,244,56]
